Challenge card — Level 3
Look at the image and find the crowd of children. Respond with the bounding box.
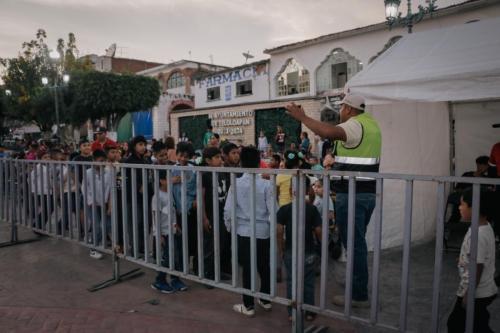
[13,131,498,328]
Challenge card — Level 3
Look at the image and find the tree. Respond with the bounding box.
[1,29,160,135]
[67,71,160,128]
[0,29,91,132]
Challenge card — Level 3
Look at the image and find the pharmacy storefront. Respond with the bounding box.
[170,98,322,150]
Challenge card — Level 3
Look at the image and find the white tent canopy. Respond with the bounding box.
[345,18,500,248]
[347,17,500,104]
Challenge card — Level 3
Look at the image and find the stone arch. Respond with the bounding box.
[369,35,402,64]
[275,58,310,96]
[315,48,363,94]
[169,99,194,112]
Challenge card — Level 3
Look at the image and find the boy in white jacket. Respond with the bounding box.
[151,170,187,293]
[81,150,111,259]
[30,151,53,229]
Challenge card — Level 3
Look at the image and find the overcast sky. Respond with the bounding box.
[1,0,461,67]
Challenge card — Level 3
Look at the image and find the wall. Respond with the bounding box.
[138,61,230,138]
[170,98,322,146]
[267,4,500,99]
[111,57,163,74]
[193,62,270,109]
[152,95,171,139]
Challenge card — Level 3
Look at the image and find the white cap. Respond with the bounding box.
[340,94,365,111]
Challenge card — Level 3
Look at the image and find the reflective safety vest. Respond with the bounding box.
[332,112,381,193]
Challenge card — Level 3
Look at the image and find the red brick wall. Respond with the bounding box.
[111,58,163,74]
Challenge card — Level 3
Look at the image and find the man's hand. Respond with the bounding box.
[285,103,306,122]
[172,176,181,184]
[203,216,211,233]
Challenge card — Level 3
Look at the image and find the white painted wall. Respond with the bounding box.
[268,4,500,99]
[166,86,186,96]
[193,63,270,109]
[152,95,171,139]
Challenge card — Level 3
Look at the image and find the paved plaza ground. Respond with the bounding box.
[0,223,498,332]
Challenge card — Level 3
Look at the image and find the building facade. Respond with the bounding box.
[162,0,500,150]
[137,60,229,139]
[171,60,324,151]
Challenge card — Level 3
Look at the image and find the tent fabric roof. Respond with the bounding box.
[346,17,500,104]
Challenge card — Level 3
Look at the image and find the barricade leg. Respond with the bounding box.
[87,249,144,292]
[0,161,41,248]
[88,167,143,292]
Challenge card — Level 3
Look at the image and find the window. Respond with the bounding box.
[167,71,185,89]
[315,49,362,94]
[276,59,310,96]
[298,69,310,93]
[331,62,348,89]
[236,80,252,96]
[207,87,220,101]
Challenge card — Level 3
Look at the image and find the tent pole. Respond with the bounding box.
[448,101,456,177]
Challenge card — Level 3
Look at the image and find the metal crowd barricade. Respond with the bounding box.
[302,169,500,333]
[1,157,499,333]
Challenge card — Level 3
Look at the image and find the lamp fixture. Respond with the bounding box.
[384,0,438,33]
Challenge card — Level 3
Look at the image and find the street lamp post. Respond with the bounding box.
[42,50,69,138]
[384,0,438,33]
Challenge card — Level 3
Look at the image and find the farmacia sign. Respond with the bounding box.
[197,64,267,88]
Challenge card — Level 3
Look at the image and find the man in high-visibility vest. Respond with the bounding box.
[286,94,381,308]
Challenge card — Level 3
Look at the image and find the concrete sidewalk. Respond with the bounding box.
[0,226,355,333]
[1,224,499,332]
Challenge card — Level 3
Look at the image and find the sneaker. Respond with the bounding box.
[305,312,317,321]
[257,299,272,311]
[171,278,188,291]
[89,249,103,260]
[151,281,175,294]
[332,295,369,308]
[233,304,255,317]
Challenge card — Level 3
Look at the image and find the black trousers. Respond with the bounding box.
[185,209,215,278]
[447,295,497,333]
[127,199,145,256]
[185,208,198,258]
[34,194,53,229]
[238,236,270,308]
[219,225,232,275]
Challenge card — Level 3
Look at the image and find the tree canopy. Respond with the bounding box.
[1,29,161,134]
[67,70,160,127]
[0,29,90,131]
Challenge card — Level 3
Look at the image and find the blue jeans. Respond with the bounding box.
[336,192,376,301]
[156,234,184,283]
[85,205,111,247]
[284,251,317,315]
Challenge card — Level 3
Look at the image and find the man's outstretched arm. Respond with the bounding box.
[285,102,346,142]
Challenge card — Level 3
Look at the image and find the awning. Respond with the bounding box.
[346,17,500,104]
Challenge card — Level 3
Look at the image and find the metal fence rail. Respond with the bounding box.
[1,158,499,333]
